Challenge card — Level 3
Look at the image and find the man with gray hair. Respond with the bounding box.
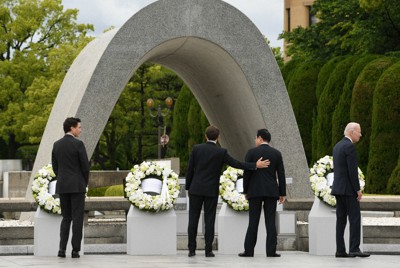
[331,122,370,258]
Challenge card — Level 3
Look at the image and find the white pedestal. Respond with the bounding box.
[217,203,266,254]
[308,197,363,255]
[126,205,176,255]
[34,207,82,256]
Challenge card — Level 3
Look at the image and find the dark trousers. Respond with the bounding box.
[335,195,361,253]
[244,197,277,255]
[188,194,218,253]
[59,193,85,252]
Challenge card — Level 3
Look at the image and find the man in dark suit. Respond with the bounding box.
[186,125,269,257]
[239,129,286,258]
[331,122,370,258]
[52,117,90,258]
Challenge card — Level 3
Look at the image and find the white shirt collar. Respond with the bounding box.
[66,132,75,137]
[206,140,217,144]
[345,135,353,143]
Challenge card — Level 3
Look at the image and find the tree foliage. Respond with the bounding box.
[280,0,400,60]
[366,61,400,194]
[387,150,400,194]
[331,55,379,147]
[0,0,93,162]
[349,57,398,175]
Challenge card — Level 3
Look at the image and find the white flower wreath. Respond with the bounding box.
[309,155,365,207]
[219,167,249,211]
[124,161,180,212]
[31,164,61,214]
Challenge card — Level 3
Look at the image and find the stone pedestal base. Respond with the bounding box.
[34,207,81,256]
[309,197,363,255]
[126,205,176,255]
[217,203,266,254]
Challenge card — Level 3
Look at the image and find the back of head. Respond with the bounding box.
[257,128,271,143]
[205,125,220,141]
[63,117,81,134]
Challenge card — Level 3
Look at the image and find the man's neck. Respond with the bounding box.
[207,140,217,144]
[66,132,75,137]
[345,135,353,143]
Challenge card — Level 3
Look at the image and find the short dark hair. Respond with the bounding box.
[205,125,220,141]
[257,129,271,142]
[63,117,81,133]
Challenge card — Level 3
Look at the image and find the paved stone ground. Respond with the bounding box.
[0,251,399,268]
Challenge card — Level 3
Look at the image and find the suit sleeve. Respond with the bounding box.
[51,146,58,176]
[276,152,286,196]
[78,141,90,186]
[223,150,256,171]
[185,147,195,191]
[346,144,360,192]
[242,150,253,195]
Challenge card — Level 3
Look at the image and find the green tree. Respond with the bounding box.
[280,0,400,60]
[187,98,203,152]
[287,61,323,164]
[314,56,356,160]
[0,0,93,159]
[170,85,193,174]
[331,55,379,146]
[387,150,400,194]
[349,57,398,175]
[366,61,400,194]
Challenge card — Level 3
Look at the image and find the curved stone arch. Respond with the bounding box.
[29,0,311,199]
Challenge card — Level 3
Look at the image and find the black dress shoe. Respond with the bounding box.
[238,252,254,257]
[57,250,66,258]
[335,252,355,258]
[71,250,80,258]
[267,253,281,257]
[205,251,215,257]
[349,251,370,257]
[188,251,196,257]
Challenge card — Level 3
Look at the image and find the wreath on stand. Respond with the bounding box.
[124,161,180,212]
[309,155,365,207]
[32,164,61,214]
[219,167,249,211]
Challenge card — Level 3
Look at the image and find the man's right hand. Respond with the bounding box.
[256,157,270,168]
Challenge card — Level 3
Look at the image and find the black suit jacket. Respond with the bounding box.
[52,134,90,194]
[243,144,286,199]
[331,137,360,196]
[185,141,256,197]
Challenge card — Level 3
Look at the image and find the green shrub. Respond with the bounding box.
[312,56,346,162]
[187,98,204,153]
[367,61,400,194]
[104,185,124,196]
[350,57,398,176]
[331,55,379,146]
[387,150,400,194]
[314,56,356,160]
[287,61,323,164]
[281,58,302,87]
[87,186,110,197]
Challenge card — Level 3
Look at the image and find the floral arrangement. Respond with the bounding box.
[219,167,249,211]
[32,164,61,214]
[124,161,180,212]
[309,155,365,207]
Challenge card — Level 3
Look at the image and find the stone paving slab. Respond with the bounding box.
[0,251,399,268]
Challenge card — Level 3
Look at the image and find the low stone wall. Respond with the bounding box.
[2,171,131,198]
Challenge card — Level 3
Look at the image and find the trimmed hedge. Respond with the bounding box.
[387,151,400,194]
[314,56,356,161]
[104,185,124,196]
[281,58,302,87]
[87,186,110,197]
[312,56,346,162]
[331,55,379,147]
[367,61,400,194]
[187,98,204,153]
[287,61,323,164]
[170,84,193,175]
[350,57,398,176]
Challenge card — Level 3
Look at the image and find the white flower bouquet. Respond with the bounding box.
[219,167,249,211]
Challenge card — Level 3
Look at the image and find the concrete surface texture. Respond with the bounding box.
[0,252,399,268]
[27,0,312,204]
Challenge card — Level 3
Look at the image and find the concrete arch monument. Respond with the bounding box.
[28,0,312,200]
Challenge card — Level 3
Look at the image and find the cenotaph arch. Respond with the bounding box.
[26,0,312,200]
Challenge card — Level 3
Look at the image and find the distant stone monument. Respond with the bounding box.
[25,0,312,210]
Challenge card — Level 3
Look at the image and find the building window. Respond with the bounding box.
[286,8,291,31]
[308,6,317,26]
